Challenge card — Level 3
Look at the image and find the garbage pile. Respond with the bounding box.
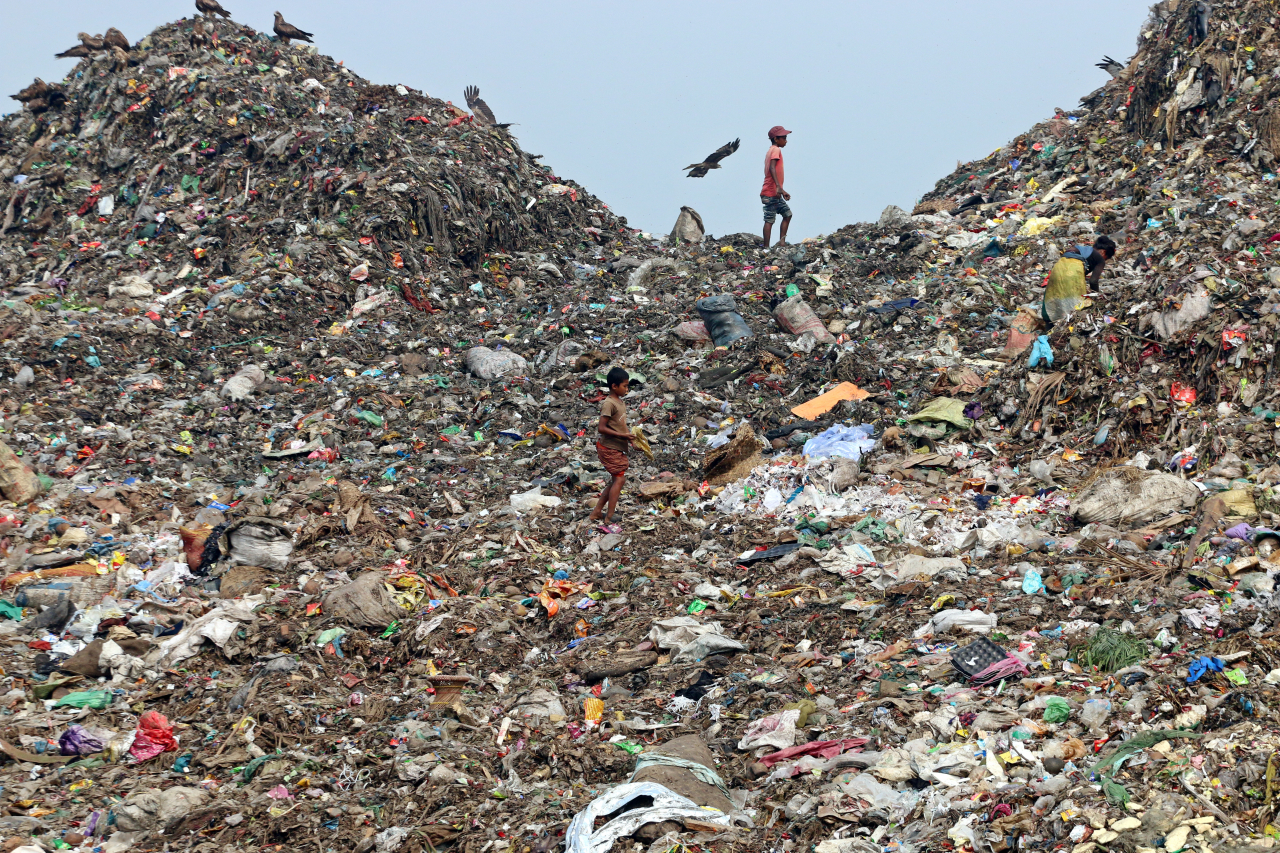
[4,3,1280,853]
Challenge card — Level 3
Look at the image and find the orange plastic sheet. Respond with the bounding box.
[790,382,869,419]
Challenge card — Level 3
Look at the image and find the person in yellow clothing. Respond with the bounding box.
[1041,235,1117,327]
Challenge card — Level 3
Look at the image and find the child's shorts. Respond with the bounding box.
[596,441,629,476]
[762,194,792,223]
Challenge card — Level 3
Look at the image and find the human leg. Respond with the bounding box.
[779,213,792,246]
[603,474,625,522]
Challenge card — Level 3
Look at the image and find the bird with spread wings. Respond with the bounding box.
[464,86,512,129]
[684,138,740,178]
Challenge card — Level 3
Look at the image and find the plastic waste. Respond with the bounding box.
[509,487,563,512]
[130,711,178,760]
[803,423,876,461]
[773,295,835,343]
[695,294,753,347]
[465,346,529,380]
[1079,698,1111,731]
[1028,335,1054,367]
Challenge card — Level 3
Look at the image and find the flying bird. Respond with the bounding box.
[196,0,232,18]
[683,138,740,178]
[1096,55,1124,78]
[273,12,314,44]
[463,86,511,129]
[104,28,131,51]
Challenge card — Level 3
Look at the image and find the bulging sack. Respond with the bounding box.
[695,294,752,347]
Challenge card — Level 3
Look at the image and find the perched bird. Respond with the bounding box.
[1096,55,1124,78]
[273,11,314,44]
[190,20,214,48]
[78,32,106,50]
[11,78,51,103]
[463,86,511,129]
[104,28,130,50]
[196,0,232,18]
[683,138,740,178]
[54,43,94,59]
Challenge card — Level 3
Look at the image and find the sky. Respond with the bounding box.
[2,0,1153,239]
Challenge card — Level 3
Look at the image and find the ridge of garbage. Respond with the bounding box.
[1,4,1280,853]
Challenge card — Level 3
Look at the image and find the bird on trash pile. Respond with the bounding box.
[464,86,512,129]
[11,78,54,104]
[104,27,131,51]
[54,33,104,59]
[683,138,740,178]
[196,0,232,18]
[273,12,314,44]
[1096,55,1124,78]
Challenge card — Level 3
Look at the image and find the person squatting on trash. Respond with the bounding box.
[1040,234,1117,328]
[589,366,634,528]
[761,125,793,248]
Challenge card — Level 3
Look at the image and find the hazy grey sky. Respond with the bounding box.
[3,1,1152,239]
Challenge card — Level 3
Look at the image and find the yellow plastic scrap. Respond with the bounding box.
[632,426,654,460]
[1018,216,1064,236]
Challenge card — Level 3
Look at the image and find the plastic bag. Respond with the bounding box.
[464,346,529,380]
[670,206,705,243]
[803,423,876,461]
[1080,698,1111,731]
[1028,335,1054,367]
[695,295,752,347]
[0,439,41,504]
[130,711,178,760]
[220,364,265,401]
[773,295,834,343]
[54,690,113,709]
[1043,696,1070,723]
[510,487,562,512]
[179,524,213,570]
[673,320,712,342]
[59,724,105,756]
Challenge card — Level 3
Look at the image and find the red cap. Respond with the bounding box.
[768,125,792,138]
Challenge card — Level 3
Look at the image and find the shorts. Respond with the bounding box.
[596,441,629,476]
[762,194,792,223]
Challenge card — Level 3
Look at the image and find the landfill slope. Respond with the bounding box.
[2,4,1280,853]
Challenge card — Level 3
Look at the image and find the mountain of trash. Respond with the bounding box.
[3,4,1280,853]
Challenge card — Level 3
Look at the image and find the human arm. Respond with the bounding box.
[1086,256,1106,288]
[597,414,635,442]
[769,158,790,201]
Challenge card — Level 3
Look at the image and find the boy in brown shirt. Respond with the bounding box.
[590,366,634,527]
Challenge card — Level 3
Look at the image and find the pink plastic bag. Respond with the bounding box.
[130,711,178,760]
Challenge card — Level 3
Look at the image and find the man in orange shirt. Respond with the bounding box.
[761,125,792,248]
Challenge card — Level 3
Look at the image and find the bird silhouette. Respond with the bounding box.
[273,12,314,44]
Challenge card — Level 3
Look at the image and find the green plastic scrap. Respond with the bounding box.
[1089,729,1201,782]
[355,411,384,427]
[315,627,346,646]
[906,397,973,429]
[1043,696,1070,723]
[0,601,22,621]
[54,690,113,709]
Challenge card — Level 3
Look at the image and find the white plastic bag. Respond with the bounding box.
[509,487,562,512]
[803,424,876,461]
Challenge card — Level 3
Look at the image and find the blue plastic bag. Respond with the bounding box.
[1028,335,1054,367]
